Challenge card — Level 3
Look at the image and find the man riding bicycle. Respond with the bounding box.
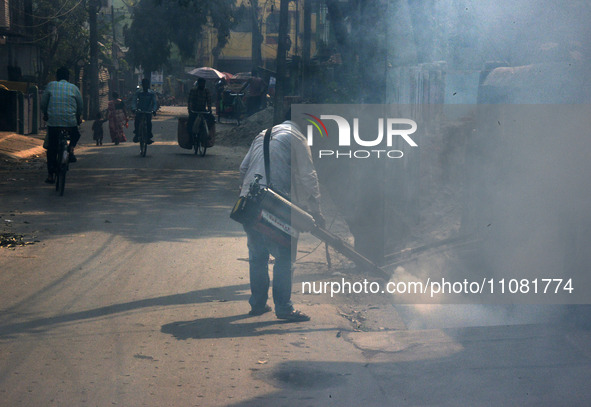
[132,78,158,144]
[41,66,83,184]
[187,77,213,135]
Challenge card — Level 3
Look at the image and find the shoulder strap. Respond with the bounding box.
[263,126,273,187]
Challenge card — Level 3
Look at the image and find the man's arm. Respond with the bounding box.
[187,89,194,112]
[151,92,158,113]
[239,147,253,186]
[74,86,83,124]
[258,78,268,96]
[293,134,322,214]
[131,92,137,111]
[40,85,50,118]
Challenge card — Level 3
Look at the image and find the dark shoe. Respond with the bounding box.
[249,304,272,316]
[276,309,310,322]
[147,139,154,145]
[45,175,55,184]
[69,153,77,163]
[133,136,139,143]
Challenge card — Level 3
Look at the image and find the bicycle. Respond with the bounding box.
[218,91,245,125]
[190,110,210,157]
[54,128,71,196]
[135,110,153,157]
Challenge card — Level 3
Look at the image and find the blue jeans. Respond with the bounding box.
[244,225,295,316]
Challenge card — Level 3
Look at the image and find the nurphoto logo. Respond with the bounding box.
[300,109,418,159]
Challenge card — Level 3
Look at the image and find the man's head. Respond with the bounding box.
[56,67,70,82]
[197,78,205,89]
[141,78,150,91]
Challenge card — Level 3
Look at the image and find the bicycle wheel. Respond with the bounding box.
[57,165,66,196]
[197,129,207,157]
[193,133,200,155]
[140,138,147,157]
[192,116,201,155]
[139,117,147,157]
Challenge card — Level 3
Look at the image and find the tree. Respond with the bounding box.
[323,0,390,103]
[31,0,90,85]
[233,0,273,72]
[88,0,100,119]
[125,0,236,73]
[248,0,264,70]
[208,0,236,67]
[125,0,175,75]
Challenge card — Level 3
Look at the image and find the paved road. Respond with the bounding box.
[0,108,380,406]
[1,107,591,406]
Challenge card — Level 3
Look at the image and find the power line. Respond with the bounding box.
[10,0,86,29]
[30,0,85,21]
[17,13,79,45]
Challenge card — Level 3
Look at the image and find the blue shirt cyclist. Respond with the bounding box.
[40,66,83,184]
[132,78,158,144]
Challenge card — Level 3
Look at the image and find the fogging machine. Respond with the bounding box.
[231,173,386,277]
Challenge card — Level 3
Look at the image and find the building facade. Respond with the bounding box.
[0,0,41,82]
[198,0,328,74]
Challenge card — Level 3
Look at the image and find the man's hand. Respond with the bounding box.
[152,111,157,117]
[43,114,48,122]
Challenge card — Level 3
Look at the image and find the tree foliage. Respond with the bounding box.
[29,0,115,85]
[31,0,89,84]
[323,0,392,103]
[124,0,172,73]
[233,0,273,71]
[125,0,237,72]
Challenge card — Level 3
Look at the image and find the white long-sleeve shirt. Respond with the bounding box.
[239,121,321,214]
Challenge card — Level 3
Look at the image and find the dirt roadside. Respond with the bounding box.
[0,131,46,170]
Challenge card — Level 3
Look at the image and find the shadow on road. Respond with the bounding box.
[0,268,337,339]
[161,314,338,341]
[1,163,243,244]
[0,283,250,339]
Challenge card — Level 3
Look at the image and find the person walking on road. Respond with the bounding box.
[107,92,128,145]
[41,66,83,184]
[92,112,107,146]
[239,112,324,322]
[240,70,267,115]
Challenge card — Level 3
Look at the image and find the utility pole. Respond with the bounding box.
[250,0,263,71]
[273,0,289,124]
[302,0,311,97]
[88,0,100,119]
[111,4,118,96]
[302,0,311,63]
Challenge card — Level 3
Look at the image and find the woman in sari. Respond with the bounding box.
[108,92,128,145]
